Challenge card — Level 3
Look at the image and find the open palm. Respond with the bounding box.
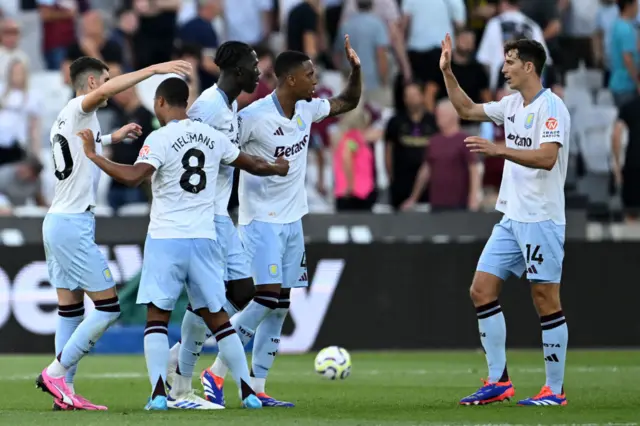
[440,33,453,72]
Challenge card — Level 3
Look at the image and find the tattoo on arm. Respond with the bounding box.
[328,66,362,117]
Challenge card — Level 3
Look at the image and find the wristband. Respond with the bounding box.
[101,134,112,146]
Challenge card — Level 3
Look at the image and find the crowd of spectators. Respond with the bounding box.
[0,0,638,221]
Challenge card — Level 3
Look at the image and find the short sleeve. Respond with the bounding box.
[220,136,241,165]
[483,97,508,126]
[134,131,166,169]
[237,111,255,147]
[537,98,567,146]
[620,24,637,53]
[72,96,92,116]
[308,98,331,123]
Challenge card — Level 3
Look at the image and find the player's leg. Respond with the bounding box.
[136,236,190,411]
[38,213,117,410]
[513,221,568,406]
[460,218,525,406]
[54,290,84,395]
[187,238,261,409]
[250,220,305,407]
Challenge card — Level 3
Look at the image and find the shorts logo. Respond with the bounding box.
[524,113,535,129]
[138,145,150,160]
[545,117,558,130]
[103,268,113,281]
[295,115,306,131]
[268,264,278,277]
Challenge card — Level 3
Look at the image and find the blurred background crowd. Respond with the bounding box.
[0,0,638,223]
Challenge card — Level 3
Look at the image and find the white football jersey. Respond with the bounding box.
[237,93,330,225]
[483,89,570,224]
[48,96,103,214]
[135,119,240,239]
[187,84,239,217]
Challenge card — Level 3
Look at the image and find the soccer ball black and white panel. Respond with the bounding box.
[314,346,352,380]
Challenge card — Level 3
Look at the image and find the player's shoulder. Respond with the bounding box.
[190,119,230,140]
[538,90,569,116]
[60,95,85,115]
[239,95,277,122]
[295,97,327,112]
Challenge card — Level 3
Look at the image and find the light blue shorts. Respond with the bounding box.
[136,236,226,313]
[477,216,565,283]
[239,220,308,289]
[43,212,114,292]
[215,215,251,282]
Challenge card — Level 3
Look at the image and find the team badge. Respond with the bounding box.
[138,145,150,160]
[268,264,278,277]
[524,113,535,129]
[295,115,306,131]
[103,268,113,281]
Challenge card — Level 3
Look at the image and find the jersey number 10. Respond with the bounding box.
[180,148,207,194]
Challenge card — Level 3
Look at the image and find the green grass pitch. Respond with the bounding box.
[0,350,638,425]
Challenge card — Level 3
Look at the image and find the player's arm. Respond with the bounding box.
[327,35,362,118]
[230,152,289,177]
[78,129,156,186]
[439,34,491,122]
[80,61,192,113]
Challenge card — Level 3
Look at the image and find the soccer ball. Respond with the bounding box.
[314,346,351,380]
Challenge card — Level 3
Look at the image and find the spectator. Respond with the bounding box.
[179,0,220,90]
[333,101,377,211]
[608,0,639,108]
[287,0,320,60]
[0,60,40,166]
[0,156,46,211]
[518,0,562,58]
[15,0,45,73]
[0,18,29,82]
[237,43,276,109]
[310,83,339,196]
[109,7,139,73]
[37,0,77,70]
[63,10,123,85]
[334,0,390,107]
[401,0,466,81]
[593,0,619,79]
[400,99,480,212]
[223,0,273,46]
[480,86,510,210]
[324,0,344,48]
[476,0,551,89]
[107,87,154,212]
[385,82,437,211]
[612,95,640,222]
[425,26,490,135]
[132,0,179,70]
[173,42,202,108]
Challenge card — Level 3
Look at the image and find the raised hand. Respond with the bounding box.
[151,60,193,78]
[440,33,453,72]
[112,123,143,144]
[344,35,361,69]
[77,129,96,158]
[275,155,290,176]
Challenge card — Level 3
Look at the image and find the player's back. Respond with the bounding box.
[496,90,570,224]
[139,119,240,239]
[187,84,239,217]
[48,96,103,214]
[237,93,330,225]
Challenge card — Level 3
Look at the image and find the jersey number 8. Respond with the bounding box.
[52,134,74,181]
[180,148,207,194]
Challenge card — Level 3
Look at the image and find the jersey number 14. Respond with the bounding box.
[180,148,207,194]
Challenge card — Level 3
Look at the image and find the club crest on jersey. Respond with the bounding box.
[103,268,113,282]
[295,115,306,131]
[524,113,535,129]
[268,264,279,277]
[138,145,150,160]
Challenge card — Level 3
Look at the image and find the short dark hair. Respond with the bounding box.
[253,43,275,62]
[214,41,255,70]
[274,51,310,79]
[503,39,547,76]
[155,77,189,108]
[618,0,635,11]
[69,57,109,90]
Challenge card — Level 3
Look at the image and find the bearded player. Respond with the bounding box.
[440,33,571,406]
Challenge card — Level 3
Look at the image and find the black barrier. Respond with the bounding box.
[0,242,638,353]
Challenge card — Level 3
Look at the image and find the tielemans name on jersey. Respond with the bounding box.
[171,132,216,153]
[274,135,308,158]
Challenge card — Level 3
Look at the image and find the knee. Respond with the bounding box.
[531,285,562,316]
[226,278,256,310]
[469,272,501,306]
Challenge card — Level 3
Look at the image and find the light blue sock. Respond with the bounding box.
[231,290,279,347]
[56,302,84,387]
[541,311,568,394]
[144,321,169,397]
[58,299,120,369]
[213,321,253,399]
[178,309,207,378]
[251,305,288,380]
[476,300,508,383]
